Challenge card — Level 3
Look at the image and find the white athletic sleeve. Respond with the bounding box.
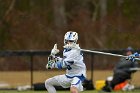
[54,49,78,69]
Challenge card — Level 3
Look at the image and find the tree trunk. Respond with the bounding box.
[52,0,67,30]
[117,0,124,32]
[99,0,107,48]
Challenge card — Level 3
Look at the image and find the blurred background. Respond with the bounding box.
[0,0,140,50]
[0,0,140,91]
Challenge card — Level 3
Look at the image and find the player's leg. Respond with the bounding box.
[110,73,130,89]
[70,77,83,93]
[102,73,130,92]
[70,86,79,93]
[45,74,71,93]
[45,77,58,93]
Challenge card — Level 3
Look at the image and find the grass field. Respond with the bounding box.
[0,90,140,93]
[0,70,140,93]
[0,70,140,87]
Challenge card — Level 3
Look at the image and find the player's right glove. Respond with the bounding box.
[51,44,59,55]
[126,52,139,62]
[46,61,54,69]
[46,55,56,69]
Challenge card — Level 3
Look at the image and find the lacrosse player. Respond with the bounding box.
[45,31,86,93]
[102,47,139,92]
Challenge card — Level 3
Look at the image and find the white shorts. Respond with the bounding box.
[45,74,84,91]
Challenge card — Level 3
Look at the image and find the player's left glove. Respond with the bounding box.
[126,52,139,62]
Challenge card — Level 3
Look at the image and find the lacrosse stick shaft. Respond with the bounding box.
[130,68,140,71]
[79,48,140,61]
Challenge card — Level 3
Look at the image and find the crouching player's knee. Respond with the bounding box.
[70,77,84,93]
[45,80,49,88]
[45,79,57,93]
[45,79,52,89]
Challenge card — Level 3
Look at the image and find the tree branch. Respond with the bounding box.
[4,0,16,19]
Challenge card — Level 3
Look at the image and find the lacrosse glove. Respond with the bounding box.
[51,44,59,55]
[126,52,139,62]
[46,55,56,69]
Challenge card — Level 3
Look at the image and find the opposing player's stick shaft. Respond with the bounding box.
[130,68,140,71]
[79,48,140,61]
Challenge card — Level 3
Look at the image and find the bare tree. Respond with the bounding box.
[117,0,124,32]
[4,0,16,20]
[99,0,107,48]
[52,0,67,30]
[92,0,99,22]
[91,0,104,48]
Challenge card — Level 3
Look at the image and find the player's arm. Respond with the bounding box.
[46,44,60,69]
[46,54,75,69]
[126,52,140,62]
[46,55,63,69]
[46,50,77,69]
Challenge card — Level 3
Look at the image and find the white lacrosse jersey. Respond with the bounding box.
[62,46,86,78]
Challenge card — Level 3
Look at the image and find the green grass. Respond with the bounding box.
[0,90,140,93]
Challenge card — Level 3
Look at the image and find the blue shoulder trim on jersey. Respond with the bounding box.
[63,48,71,53]
[72,80,80,85]
[56,62,62,69]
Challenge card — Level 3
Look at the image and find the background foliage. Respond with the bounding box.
[0,0,140,50]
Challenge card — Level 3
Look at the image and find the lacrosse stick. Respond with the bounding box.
[130,68,140,71]
[78,48,140,61]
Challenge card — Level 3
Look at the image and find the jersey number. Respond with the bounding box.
[67,65,72,70]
